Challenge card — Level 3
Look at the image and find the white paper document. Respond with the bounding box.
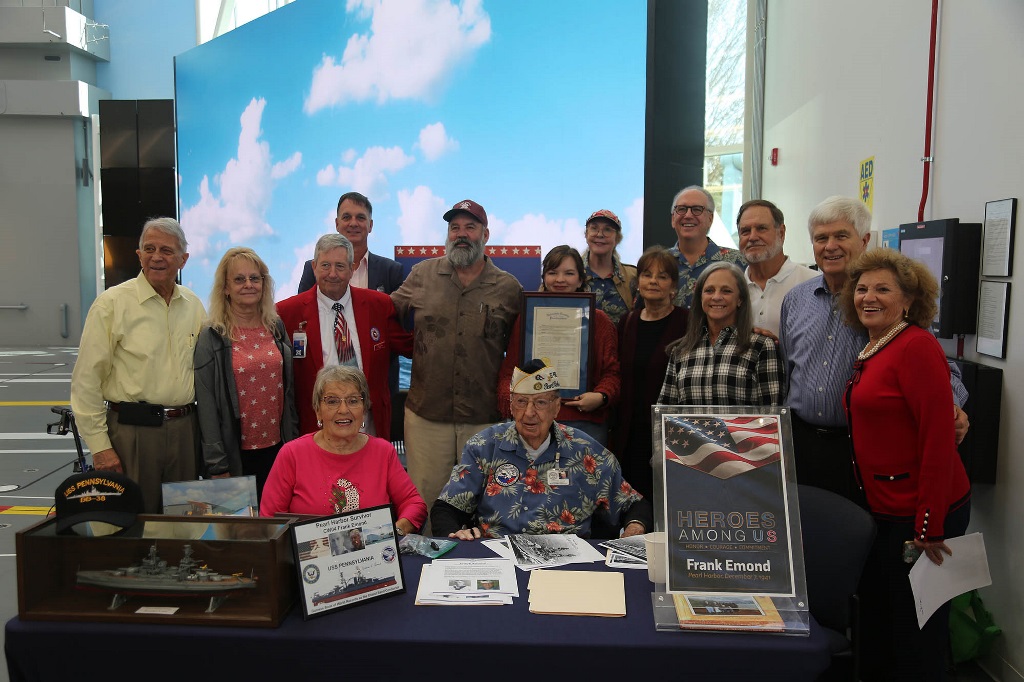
[909,532,992,628]
[481,538,515,560]
[415,558,518,605]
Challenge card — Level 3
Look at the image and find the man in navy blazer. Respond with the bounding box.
[278,233,411,439]
[297,192,404,295]
[298,192,406,401]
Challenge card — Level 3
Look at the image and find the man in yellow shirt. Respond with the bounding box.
[71,217,206,512]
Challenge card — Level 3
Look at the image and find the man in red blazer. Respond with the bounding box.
[277,233,412,439]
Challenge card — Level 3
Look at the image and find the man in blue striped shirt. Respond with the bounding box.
[779,196,968,501]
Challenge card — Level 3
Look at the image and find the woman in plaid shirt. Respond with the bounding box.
[657,262,783,406]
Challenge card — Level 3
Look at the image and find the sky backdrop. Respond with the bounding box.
[175,0,647,306]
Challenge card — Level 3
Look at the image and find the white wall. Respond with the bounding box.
[764,1,1024,678]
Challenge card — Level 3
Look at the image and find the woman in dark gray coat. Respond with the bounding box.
[194,247,298,500]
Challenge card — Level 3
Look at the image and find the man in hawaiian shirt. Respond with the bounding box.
[430,359,652,539]
[669,185,746,309]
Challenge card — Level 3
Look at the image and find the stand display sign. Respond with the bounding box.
[650,406,809,635]
[291,505,405,619]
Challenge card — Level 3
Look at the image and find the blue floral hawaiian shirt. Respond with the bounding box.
[437,421,643,537]
[669,239,746,309]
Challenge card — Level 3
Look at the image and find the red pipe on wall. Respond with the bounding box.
[918,0,940,222]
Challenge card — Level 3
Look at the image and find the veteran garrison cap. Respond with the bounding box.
[55,471,144,535]
[510,358,561,395]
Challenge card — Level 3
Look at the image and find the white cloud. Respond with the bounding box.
[397,185,446,244]
[417,122,459,161]
[180,98,299,257]
[315,145,414,198]
[271,151,302,179]
[487,213,585,259]
[277,239,320,302]
[619,196,645,264]
[304,0,491,113]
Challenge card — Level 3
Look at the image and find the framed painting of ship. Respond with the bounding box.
[291,505,405,619]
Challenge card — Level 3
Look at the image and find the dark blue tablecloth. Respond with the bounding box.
[6,540,831,681]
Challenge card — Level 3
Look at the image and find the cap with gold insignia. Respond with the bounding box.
[510,358,560,394]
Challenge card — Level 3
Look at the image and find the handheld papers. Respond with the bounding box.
[909,533,992,628]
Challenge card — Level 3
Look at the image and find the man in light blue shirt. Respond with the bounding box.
[779,196,968,500]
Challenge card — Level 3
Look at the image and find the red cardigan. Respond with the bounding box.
[845,325,970,540]
[497,309,620,424]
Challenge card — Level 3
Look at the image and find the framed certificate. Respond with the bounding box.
[976,281,1010,359]
[981,198,1017,277]
[519,292,596,397]
[291,505,405,619]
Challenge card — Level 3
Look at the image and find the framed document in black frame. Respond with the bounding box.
[291,505,405,619]
[982,198,1017,278]
[519,292,596,398]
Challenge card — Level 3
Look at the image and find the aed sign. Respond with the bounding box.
[859,156,874,211]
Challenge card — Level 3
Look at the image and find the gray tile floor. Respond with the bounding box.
[0,347,84,682]
[0,346,1001,681]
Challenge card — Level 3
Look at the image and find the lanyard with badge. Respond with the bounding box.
[545,452,569,487]
[292,321,307,359]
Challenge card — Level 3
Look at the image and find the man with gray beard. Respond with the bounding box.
[390,199,522,530]
[737,199,817,336]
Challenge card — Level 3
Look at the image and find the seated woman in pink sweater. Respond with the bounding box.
[260,365,426,534]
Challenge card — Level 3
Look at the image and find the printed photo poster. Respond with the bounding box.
[658,411,802,597]
[291,505,405,619]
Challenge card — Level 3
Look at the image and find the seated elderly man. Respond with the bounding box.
[431,359,652,540]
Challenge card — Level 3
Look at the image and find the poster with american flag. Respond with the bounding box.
[658,412,801,597]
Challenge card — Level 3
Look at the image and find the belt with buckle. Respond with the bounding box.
[107,402,196,419]
[791,413,848,437]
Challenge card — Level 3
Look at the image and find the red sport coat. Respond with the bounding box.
[276,286,412,440]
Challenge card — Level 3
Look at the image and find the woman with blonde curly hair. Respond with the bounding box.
[194,247,298,499]
[838,248,970,680]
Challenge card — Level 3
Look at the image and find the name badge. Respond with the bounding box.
[547,468,570,486]
[292,330,307,359]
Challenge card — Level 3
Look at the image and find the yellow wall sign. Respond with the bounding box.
[859,156,874,211]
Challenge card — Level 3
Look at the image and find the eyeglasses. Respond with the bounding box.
[231,275,264,285]
[320,396,364,409]
[510,396,557,411]
[672,205,708,217]
[586,224,617,236]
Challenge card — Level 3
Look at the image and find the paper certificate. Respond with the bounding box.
[530,306,583,389]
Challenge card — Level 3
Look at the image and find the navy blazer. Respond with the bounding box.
[298,252,405,295]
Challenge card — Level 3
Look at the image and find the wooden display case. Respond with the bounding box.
[17,515,295,627]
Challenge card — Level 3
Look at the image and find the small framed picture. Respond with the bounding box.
[291,504,405,619]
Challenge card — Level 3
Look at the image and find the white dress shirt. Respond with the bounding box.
[745,257,818,336]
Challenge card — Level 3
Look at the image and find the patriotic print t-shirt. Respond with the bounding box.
[233,326,285,450]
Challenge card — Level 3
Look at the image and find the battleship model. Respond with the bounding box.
[76,544,257,612]
[311,568,396,606]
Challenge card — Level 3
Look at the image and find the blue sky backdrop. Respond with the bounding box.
[175,0,647,306]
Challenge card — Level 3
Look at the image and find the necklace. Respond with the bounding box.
[858,320,908,360]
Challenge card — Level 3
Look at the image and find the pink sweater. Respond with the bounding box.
[260,433,427,529]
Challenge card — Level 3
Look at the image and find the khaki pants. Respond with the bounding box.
[107,411,199,513]
[404,407,491,535]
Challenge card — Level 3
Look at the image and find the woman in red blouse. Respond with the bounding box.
[497,245,620,447]
[839,249,970,681]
